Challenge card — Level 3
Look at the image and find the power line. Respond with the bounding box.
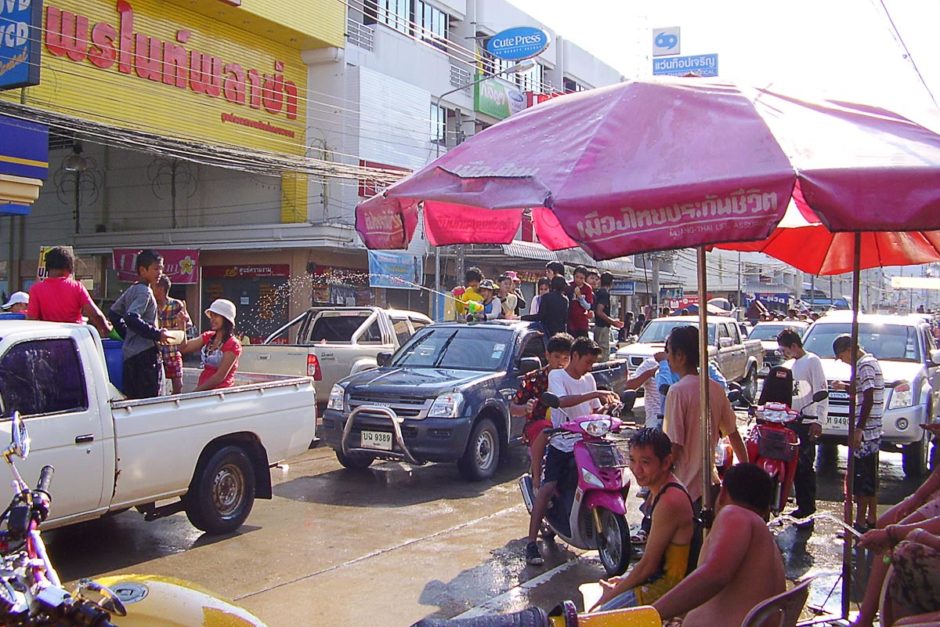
[875,0,939,109]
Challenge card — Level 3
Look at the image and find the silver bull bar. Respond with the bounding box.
[341,405,421,465]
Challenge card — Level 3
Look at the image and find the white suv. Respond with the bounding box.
[800,312,940,477]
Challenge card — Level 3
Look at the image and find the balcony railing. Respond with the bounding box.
[450,64,472,89]
[347,17,375,51]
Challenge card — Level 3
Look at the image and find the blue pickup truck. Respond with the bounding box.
[320,321,628,481]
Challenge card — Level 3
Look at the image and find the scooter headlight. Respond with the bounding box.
[582,419,612,437]
[581,467,605,489]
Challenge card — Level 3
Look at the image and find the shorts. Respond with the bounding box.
[597,587,637,612]
[853,449,879,497]
[890,540,940,614]
[161,351,183,380]
[524,419,552,446]
[542,446,574,486]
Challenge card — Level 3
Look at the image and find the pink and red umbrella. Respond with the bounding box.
[357,78,940,259]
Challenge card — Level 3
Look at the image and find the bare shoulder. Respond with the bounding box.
[715,504,762,529]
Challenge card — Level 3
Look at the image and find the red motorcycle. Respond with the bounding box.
[744,366,828,514]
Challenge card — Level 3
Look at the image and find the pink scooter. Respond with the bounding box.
[519,393,633,576]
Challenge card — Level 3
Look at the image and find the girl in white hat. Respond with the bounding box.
[180,299,241,391]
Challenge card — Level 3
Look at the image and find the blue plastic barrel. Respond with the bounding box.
[101,339,124,392]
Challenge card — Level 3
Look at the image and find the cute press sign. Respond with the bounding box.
[485,26,549,61]
[0,0,43,89]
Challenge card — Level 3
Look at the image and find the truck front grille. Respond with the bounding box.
[348,394,430,419]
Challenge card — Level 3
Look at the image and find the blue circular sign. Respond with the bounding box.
[485,27,550,62]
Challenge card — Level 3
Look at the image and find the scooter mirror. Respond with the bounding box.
[812,390,829,403]
[7,412,29,460]
[540,392,560,409]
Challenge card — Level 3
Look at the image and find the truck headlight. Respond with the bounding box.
[888,382,913,409]
[428,393,464,418]
[327,384,346,412]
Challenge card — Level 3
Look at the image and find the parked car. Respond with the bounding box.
[748,321,809,376]
[0,320,316,533]
[800,312,940,476]
[320,320,628,481]
[240,307,432,409]
[615,315,764,401]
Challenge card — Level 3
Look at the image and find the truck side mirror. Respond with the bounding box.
[931,349,940,366]
[518,357,541,375]
[376,352,392,367]
[718,337,733,348]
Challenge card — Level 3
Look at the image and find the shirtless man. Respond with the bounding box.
[653,463,785,627]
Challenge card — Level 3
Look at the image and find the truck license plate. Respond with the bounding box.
[826,415,849,429]
[361,430,393,451]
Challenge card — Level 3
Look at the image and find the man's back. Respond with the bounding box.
[663,375,737,504]
[683,504,785,627]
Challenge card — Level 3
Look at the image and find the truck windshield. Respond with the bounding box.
[394,327,514,371]
[802,322,921,362]
[638,320,715,345]
[748,324,804,341]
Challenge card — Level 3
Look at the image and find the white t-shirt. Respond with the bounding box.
[634,357,662,418]
[789,351,828,423]
[547,368,601,452]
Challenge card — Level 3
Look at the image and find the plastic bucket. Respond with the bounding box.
[101,339,124,392]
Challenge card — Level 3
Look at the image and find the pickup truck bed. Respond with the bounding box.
[0,320,316,534]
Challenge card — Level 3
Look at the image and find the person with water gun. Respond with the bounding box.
[451,267,485,321]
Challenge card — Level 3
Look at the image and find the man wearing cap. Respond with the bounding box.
[0,292,29,318]
[180,299,242,391]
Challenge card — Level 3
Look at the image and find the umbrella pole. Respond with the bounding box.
[841,232,862,619]
[698,246,714,529]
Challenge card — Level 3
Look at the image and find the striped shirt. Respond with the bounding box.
[855,353,884,442]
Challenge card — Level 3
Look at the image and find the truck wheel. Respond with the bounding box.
[185,445,256,534]
[742,367,759,403]
[596,508,631,576]
[902,436,929,478]
[458,418,500,481]
[335,449,375,470]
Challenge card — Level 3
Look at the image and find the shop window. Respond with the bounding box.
[0,339,88,418]
[563,77,585,93]
[364,0,409,34]
[414,0,448,50]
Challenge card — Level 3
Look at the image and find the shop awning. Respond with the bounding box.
[501,241,557,261]
[500,240,636,277]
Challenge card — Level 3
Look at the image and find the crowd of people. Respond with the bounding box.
[1,246,241,399]
[509,313,938,625]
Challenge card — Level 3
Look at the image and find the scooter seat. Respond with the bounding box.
[412,607,549,627]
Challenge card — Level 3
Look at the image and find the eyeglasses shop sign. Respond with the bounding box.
[485,26,550,61]
[0,0,43,90]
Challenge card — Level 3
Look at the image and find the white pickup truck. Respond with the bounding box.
[800,312,940,477]
[0,320,316,534]
[616,315,765,401]
[240,307,432,408]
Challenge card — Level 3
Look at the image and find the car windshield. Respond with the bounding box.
[638,320,715,345]
[748,324,803,341]
[393,327,514,371]
[803,322,921,362]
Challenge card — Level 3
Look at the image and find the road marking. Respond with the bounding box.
[234,503,526,601]
[452,554,587,619]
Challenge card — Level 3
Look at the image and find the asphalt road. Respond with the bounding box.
[43,407,924,626]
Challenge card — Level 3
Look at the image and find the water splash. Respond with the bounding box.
[769,512,863,538]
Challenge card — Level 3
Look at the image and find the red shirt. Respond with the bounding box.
[565,282,593,332]
[28,276,93,324]
[198,331,242,389]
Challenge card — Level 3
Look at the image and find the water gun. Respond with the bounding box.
[467,301,484,316]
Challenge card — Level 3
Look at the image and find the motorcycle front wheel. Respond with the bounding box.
[595,508,632,576]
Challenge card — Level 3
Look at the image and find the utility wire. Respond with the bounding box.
[875,0,939,109]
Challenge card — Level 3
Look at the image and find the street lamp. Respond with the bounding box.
[431,59,535,314]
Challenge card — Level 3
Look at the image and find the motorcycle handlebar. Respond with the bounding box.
[36,465,54,496]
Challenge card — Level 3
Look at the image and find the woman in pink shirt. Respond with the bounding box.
[27,247,112,337]
[179,299,242,391]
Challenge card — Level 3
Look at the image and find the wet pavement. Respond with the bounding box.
[42,404,925,626]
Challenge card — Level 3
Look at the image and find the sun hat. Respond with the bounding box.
[478,279,497,291]
[1,292,28,310]
[205,299,237,325]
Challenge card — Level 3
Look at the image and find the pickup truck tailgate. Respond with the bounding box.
[240,345,313,377]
